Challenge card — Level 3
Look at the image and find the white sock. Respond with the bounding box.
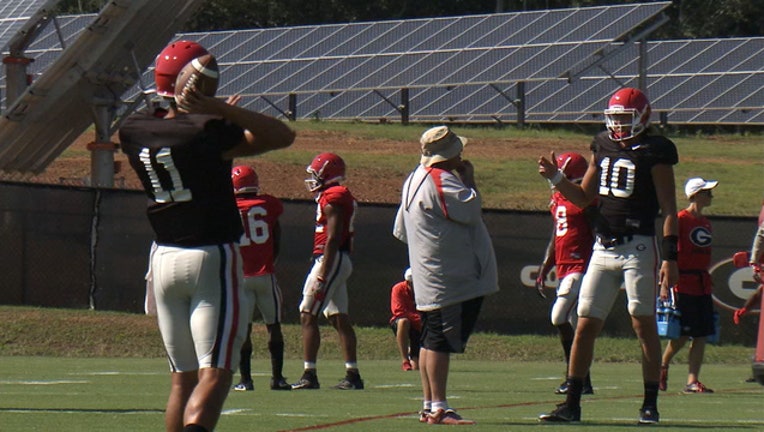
[344,361,358,370]
[304,362,316,370]
[432,401,448,412]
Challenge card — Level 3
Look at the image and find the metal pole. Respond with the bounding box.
[2,56,33,108]
[88,103,117,188]
[516,81,526,128]
[638,40,648,95]
[400,88,410,125]
[288,93,297,121]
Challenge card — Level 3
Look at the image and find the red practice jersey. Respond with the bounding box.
[312,185,356,256]
[550,191,594,278]
[389,281,422,331]
[675,208,713,295]
[236,193,283,277]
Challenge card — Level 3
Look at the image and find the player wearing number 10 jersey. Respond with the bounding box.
[119,39,294,432]
[538,87,678,425]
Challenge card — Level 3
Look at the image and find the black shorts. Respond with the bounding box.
[421,296,484,354]
[675,292,715,338]
[390,318,422,358]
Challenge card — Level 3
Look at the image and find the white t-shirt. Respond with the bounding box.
[393,165,499,311]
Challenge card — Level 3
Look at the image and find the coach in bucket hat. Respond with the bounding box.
[684,177,718,199]
[420,126,467,167]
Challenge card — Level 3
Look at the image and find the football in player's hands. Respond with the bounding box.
[174,54,219,107]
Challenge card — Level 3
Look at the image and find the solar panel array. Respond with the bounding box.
[0,0,50,52]
[2,2,763,126]
[185,2,671,122]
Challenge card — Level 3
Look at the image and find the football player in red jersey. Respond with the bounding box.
[538,87,678,425]
[535,152,596,395]
[119,40,294,432]
[230,165,291,392]
[292,153,364,390]
[659,178,719,394]
[389,267,422,371]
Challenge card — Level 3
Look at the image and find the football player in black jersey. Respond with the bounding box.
[119,40,295,432]
[537,87,678,425]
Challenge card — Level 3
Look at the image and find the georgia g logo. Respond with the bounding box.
[690,226,713,247]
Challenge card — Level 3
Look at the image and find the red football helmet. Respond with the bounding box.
[231,165,259,195]
[556,152,587,183]
[155,40,209,97]
[604,87,651,141]
[305,153,346,192]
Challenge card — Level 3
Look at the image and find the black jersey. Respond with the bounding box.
[590,131,678,237]
[119,112,245,247]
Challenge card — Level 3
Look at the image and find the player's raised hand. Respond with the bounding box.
[226,94,242,106]
[538,151,558,180]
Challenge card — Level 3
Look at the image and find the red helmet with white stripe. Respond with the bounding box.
[154,40,209,97]
[556,152,587,183]
[305,153,346,192]
[604,87,651,141]
[231,165,260,195]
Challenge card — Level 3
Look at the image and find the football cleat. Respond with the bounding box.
[233,380,254,391]
[638,406,660,425]
[427,408,476,425]
[291,370,320,390]
[419,409,431,423]
[333,371,364,390]
[683,381,713,393]
[539,403,581,422]
[270,377,292,391]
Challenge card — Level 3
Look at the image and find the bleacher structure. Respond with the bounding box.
[0,2,762,180]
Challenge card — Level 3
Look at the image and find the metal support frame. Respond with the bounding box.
[490,82,525,127]
[260,95,294,120]
[288,93,297,121]
[2,0,60,112]
[372,89,408,124]
[561,12,669,84]
[638,39,648,95]
[88,101,118,188]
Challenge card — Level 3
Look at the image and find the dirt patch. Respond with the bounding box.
[18,128,571,204]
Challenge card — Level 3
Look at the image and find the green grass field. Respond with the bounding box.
[1,307,762,431]
[0,357,761,431]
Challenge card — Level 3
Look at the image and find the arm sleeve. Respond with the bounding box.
[435,170,481,225]
[752,222,764,264]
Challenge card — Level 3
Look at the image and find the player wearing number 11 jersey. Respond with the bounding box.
[538,87,678,425]
[119,39,294,432]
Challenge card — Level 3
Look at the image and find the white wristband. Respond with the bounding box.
[547,170,564,188]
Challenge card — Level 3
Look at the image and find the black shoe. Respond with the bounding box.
[270,377,292,391]
[539,403,581,422]
[233,380,254,391]
[638,406,660,425]
[291,371,320,390]
[333,371,364,390]
[555,381,594,395]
